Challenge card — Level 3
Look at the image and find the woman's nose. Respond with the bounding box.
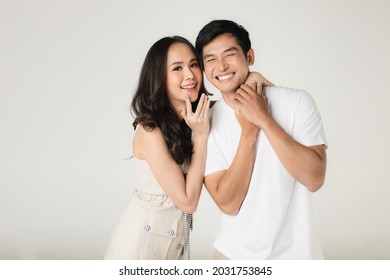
[185,68,195,80]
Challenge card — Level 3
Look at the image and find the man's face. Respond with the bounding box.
[202,34,253,95]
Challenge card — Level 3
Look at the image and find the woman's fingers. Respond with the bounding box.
[184,94,210,126]
[197,93,210,119]
[256,82,263,95]
[193,94,206,116]
[185,95,192,116]
[248,81,257,93]
[183,94,210,133]
[202,97,211,118]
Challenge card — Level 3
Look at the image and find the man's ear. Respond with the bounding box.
[247,48,255,65]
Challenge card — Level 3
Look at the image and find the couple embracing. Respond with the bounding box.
[104,19,327,260]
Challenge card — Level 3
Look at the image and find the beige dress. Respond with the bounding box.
[104,158,191,260]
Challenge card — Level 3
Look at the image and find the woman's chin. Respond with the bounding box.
[185,92,199,103]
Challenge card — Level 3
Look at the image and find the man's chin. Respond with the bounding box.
[215,84,239,95]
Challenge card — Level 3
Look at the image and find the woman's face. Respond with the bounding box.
[166,42,203,111]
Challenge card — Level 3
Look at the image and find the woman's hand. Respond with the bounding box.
[245,71,274,87]
[181,93,210,137]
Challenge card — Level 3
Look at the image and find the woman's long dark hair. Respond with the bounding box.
[131,36,209,165]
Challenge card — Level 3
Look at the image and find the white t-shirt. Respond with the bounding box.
[205,86,327,259]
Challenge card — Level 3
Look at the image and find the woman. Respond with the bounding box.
[105,36,210,260]
[104,36,273,260]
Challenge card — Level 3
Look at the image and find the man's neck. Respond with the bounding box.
[221,91,236,109]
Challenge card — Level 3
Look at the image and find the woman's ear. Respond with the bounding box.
[247,48,255,66]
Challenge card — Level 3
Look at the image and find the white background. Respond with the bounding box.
[1,0,389,260]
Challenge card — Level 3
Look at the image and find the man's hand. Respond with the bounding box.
[234,82,270,129]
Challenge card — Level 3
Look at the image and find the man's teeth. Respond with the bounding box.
[217,73,234,80]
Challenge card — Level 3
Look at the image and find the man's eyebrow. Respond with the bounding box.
[203,47,239,60]
[203,53,215,60]
[224,47,239,53]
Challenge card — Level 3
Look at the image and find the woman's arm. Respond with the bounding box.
[133,95,210,213]
[245,71,274,87]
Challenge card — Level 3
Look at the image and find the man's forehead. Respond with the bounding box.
[203,34,241,56]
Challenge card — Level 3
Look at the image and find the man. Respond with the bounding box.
[195,20,327,259]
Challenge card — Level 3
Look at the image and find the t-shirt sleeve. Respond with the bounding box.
[205,132,228,177]
[293,91,327,148]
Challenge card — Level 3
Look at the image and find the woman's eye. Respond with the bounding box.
[190,63,199,68]
[173,66,182,71]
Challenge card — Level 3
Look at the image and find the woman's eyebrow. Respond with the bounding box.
[168,61,183,67]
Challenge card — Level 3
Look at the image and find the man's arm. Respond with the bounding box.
[235,85,327,192]
[204,115,259,215]
[204,83,265,216]
[261,120,326,191]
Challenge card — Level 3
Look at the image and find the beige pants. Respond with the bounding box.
[214,249,230,260]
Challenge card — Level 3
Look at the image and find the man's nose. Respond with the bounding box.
[216,58,228,72]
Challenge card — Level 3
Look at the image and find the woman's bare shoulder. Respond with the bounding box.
[133,125,165,158]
